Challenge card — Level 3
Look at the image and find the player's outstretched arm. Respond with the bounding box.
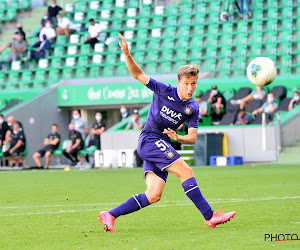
[118,34,150,85]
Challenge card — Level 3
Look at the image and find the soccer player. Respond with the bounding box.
[98,34,236,232]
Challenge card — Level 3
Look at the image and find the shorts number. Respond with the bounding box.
[155,140,169,151]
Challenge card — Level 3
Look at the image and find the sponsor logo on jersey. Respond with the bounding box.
[165,150,174,159]
[184,105,192,115]
[160,105,182,124]
[167,96,175,101]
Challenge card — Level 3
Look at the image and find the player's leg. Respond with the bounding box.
[166,158,236,227]
[231,93,253,107]
[33,151,43,168]
[166,158,213,220]
[70,148,79,163]
[99,166,165,232]
[108,172,164,218]
[44,151,52,168]
[240,94,254,108]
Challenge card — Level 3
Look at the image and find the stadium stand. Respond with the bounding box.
[0,0,299,90]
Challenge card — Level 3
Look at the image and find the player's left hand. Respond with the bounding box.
[163,128,178,141]
[118,34,129,55]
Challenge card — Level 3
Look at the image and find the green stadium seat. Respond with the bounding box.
[102,66,113,77]
[77,56,88,68]
[48,69,60,85]
[146,63,158,75]
[34,70,47,86]
[159,62,172,74]
[80,44,91,56]
[0,72,5,88]
[89,66,100,78]
[75,2,87,12]
[8,71,19,88]
[62,68,73,79]
[20,71,33,88]
[75,68,87,78]
[56,36,67,46]
[53,46,64,57]
[51,58,62,69]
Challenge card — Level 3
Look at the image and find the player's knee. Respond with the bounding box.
[33,153,39,159]
[146,191,162,204]
[45,151,51,157]
[149,194,161,204]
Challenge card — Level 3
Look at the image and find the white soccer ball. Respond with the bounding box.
[247,57,277,86]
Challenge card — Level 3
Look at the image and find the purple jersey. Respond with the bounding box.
[143,77,199,140]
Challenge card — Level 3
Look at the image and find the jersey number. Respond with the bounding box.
[155,140,169,151]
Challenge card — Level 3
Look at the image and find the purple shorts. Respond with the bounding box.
[137,131,181,183]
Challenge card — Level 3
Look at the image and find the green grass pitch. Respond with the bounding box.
[0,164,299,249]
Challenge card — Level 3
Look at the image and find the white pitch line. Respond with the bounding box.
[0,196,299,217]
[0,196,299,210]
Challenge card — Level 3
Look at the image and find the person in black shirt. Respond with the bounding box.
[89,112,106,150]
[0,114,9,147]
[3,115,23,150]
[63,123,84,166]
[3,123,26,166]
[32,124,61,169]
[207,85,226,122]
[48,0,66,19]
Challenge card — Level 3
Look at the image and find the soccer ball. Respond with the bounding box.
[247,57,277,86]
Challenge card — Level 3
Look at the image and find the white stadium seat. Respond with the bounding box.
[66,57,75,67]
[38,59,48,69]
[94,43,104,53]
[101,10,111,19]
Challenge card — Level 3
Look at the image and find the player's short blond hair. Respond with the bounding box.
[177,64,199,81]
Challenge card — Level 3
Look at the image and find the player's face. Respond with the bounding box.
[177,75,197,101]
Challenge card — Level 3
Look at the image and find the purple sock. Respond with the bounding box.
[182,177,213,220]
[109,193,150,218]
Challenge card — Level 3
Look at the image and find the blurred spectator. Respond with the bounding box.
[252,93,278,118]
[39,20,56,42]
[15,23,26,42]
[195,94,208,123]
[71,110,89,140]
[238,0,252,18]
[288,91,300,111]
[56,13,76,39]
[30,34,51,61]
[3,116,23,149]
[84,19,101,49]
[32,124,61,169]
[62,123,84,167]
[48,0,66,19]
[120,105,129,121]
[0,34,26,68]
[208,85,226,122]
[0,114,9,147]
[231,86,265,108]
[125,109,144,130]
[89,112,106,150]
[3,123,26,167]
[41,12,55,28]
[234,107,251,125]
[0,24,26,55]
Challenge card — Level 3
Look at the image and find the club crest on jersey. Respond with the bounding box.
[184,106,192,115]
[165,150,174,159]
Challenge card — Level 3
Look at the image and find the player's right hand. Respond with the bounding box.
[118,34,129,54]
